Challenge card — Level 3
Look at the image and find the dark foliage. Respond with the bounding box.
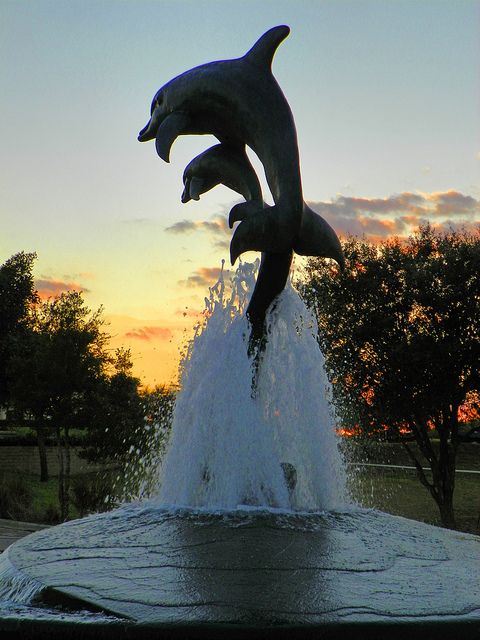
[301,225,480,528]
[0,472,32,520]
[0,252,38,407]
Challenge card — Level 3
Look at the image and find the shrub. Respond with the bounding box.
[0,472,33,520]
[71,474,115,518]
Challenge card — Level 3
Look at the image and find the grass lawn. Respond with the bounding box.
[0,473,84,523]
[346,441,480,534]
[0,441,479,533]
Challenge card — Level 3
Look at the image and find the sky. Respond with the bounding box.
[1,0,479,387]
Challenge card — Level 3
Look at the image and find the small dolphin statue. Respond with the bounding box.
[181,143,261,204]
[180,142,289,343]
[138,26,344,342]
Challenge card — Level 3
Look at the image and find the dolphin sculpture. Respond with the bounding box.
[138,25,344,342]
[138,26,343,261]
[177,142,344,343]
[179,143,289,343]
[181,143,262,204]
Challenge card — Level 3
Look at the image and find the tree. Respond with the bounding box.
[8,291,109,519]
[81,361,176,500]
[301,226,480,528]
[82,348,145,465]
[0,252,38,408]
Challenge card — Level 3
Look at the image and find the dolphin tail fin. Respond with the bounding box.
[293,206,345,270]
[229,204,297,265]
[244,25,290,70]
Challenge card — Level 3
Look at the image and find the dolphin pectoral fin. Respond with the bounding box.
[293,207,345,269]
[229,206,295,265]
[228,201,264,229]
[155,112,191,162]
[244,25,290,70]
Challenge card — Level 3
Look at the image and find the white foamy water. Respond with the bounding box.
[0,551,43,605]
[155,262,347,511]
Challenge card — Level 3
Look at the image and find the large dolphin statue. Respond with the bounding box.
[138,25,344,346]
[138,26,344,264]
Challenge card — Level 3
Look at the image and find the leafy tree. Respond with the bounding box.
[8,291,109,519]
[82,349,145,465]
[301,226,480,528]
[0,252,38,408]
[82,368,176,500]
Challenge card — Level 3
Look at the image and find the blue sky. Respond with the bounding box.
[1,0,479,384]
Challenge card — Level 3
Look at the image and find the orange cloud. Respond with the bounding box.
[179,266,232,288]
[425,191,479,216]
[35,278,88,300]
[162,191,480,246]
[308,190,480,241]
[125,326,173,341]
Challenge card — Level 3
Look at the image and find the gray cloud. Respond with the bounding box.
[165,213,230,240]
[179,266,232,289]
[165,220,198,234]
[308,190,480,240]
[164,191,479,246]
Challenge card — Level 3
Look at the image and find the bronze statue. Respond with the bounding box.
[138,25,344,342]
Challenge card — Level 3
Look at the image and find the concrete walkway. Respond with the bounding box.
[0,518,49,552]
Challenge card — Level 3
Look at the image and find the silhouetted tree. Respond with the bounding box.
[0,252,38,409]
[82,366,175,499]
[83,349,145,465]
[9,291,109,519]
[301,226,480,528]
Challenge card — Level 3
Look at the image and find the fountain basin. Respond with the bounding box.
[0,505,479,638]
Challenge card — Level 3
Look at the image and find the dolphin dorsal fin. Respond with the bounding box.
[244,25,290,70]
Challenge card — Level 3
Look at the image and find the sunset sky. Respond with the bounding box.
[1,0,479,387]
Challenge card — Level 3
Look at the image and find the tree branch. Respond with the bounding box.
[402,442,436,495]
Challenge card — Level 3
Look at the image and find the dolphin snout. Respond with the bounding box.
[138,103,164,142]
[138,121,155,142]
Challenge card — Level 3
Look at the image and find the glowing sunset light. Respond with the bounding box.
[336,395,479,439]
[458,391,480,424]
[1,1,478,386]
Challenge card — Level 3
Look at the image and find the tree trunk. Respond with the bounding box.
[433,407,458,529]
[64,426,71,521]
[36,424,49,482]
[437,494,456,529]
[56,425,68,522]
[405,415,457,530]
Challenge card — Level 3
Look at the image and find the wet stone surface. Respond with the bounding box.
[2,505,480,628]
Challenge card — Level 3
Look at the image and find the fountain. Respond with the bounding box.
[1,25,479,640]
